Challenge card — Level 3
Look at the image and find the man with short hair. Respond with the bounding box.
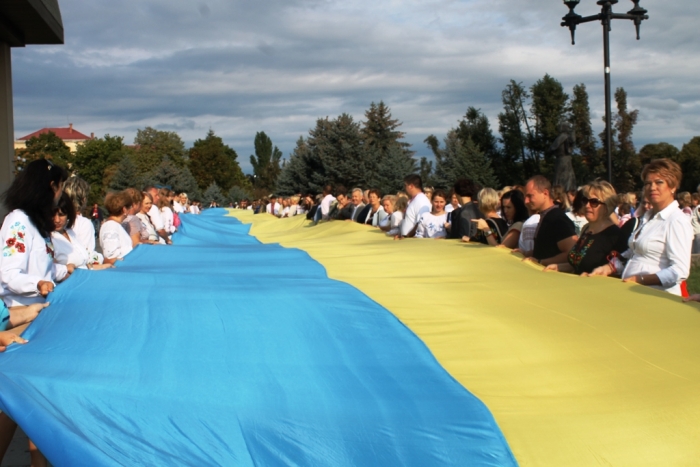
[447,178,484,241]
[329,192,350,220]
[145,186,170,244]
[398,174,431,238]
[522,175,577,265]
[319,185,336,221]
[346,188,366,222]
[266,195,281,216]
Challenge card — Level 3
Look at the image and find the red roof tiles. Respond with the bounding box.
[18,124,92,141]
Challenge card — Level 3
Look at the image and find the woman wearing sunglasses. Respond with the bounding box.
[544,180,627,275]
[588,159,692,296]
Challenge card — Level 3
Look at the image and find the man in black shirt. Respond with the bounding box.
[447,178,484,240]
[523,175,577,265]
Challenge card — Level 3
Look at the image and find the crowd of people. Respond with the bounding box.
[0,159,206,465]
[1,157,699,464]
[238,158,699,299]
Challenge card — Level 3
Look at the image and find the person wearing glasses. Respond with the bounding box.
[589,159,692,296]
[544,181,627,275]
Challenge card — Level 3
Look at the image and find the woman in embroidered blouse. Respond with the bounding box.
[589,159,692,296]
[544,180,626,275]
[1,159,72,307]
[51,193,110,270]
[158,188,176,236]
[99,191,134,264]
[415,190,448,239]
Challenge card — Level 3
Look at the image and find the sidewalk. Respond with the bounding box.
[1,428,29,467]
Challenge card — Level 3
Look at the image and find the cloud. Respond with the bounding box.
[11,0,698,175]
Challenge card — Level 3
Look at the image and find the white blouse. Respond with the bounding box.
[161,206,176,234]
[73,214,96,253]
[99,220,134,260]
[0,210,68,307]
[386,211,404,237]
[415,212,448,239]
[51,229,90,269]
[622,201,692,296]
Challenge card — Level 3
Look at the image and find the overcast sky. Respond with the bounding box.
[11,0,699,173]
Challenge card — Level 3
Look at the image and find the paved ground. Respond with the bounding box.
[1,427,29,467]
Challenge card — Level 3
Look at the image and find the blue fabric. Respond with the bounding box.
[0,302,8,331]
[0,209,516,466]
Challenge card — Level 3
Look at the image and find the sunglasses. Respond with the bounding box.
[581,197,603,208]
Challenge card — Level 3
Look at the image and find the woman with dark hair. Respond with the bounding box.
[63,176,95,253]
[1,159,72,307]
[415,189,448,239]
[51,193,108,270]
[498,189,529,249]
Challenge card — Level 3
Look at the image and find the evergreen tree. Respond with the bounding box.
[133,127,187,173]
[419,157,435,188]
[109,155,141,190]
[569,83,602,182]
[306,114,367,189]
[610,87,641,192]
[14,131,73,173]
[144,156,201,198]
[189,130,247,192]
[72,135,126,206]
[427,130,498,189]
[498,80,531,182]
[202,182,227,206]
[277,137,313,195]
[638,142,681,167]
[530,74,569,177]
[373,145,418,195]
[227,185,252,204]
[458,107,507,186]
[249,131,283,193]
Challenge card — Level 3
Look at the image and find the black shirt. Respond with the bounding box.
[567,224,628,274]
[532,207,576,261]
[448,202,484,239]
[475,217,509,245]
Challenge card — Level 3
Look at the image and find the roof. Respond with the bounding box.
[0,0,64,46]
[18,125,92,141]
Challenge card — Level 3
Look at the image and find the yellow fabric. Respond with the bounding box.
[228,210,700,466]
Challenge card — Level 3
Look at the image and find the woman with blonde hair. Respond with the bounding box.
[545,180,627,275]
[472,188,508,245]
[386,196,408,237]
[590,160,692,296]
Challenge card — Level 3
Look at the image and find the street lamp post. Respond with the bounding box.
[561,0,648,183]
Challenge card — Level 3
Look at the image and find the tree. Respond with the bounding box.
[426,130,498,189]
[145,156,202,199]
[678,137,700,192]
[458,107,507,186]
[498,80,531,182]
[189,130,247,192]
[14,131,72,173]
[277,137,313,195]
[639,142,680,167]
[249,132,283,193]
[133,127,187,173]
[109,155,141,191]
[419,157,435,188]
[609,87,641,192]
[306,115,367,189]
[569,83,602,183]
[202,182,227,206]
[227,185,252,204]
[72,135,127,206]
[373,144,418,195]
[530,74,569,177]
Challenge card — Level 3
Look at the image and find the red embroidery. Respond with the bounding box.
[16,243,25,253]
[6,238,15,247]
[17,232,24,239]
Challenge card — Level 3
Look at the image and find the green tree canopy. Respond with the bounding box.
[530,74,569,177]
[110,154,141,191]
[202,182,227,206]
[250,131,283,193]
[133,127,187,173]
[426,130,498,189]
[72,135,127,206]
[189,130,247,192]
[14,131,72,174]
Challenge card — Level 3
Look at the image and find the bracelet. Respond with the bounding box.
[484,229,493,237]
